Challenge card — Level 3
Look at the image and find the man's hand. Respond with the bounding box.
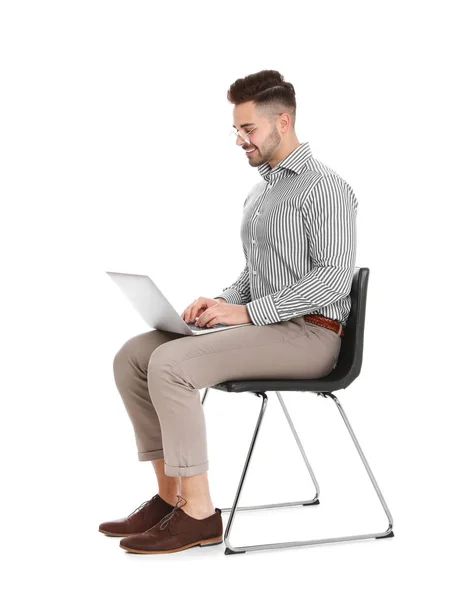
[196,303,252,328]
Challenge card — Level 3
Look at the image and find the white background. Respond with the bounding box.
[1,0,471,598]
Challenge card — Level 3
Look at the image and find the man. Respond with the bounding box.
[99,69,357,554]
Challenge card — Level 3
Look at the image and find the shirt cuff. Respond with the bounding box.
[213,289,243,304]
[245,294,281,326]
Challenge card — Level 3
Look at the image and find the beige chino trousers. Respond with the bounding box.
[113,317,342,477]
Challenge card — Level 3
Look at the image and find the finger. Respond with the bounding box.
[197,314,208,327]
[202,314,216,327]
[189,306,201,322]
[201,307,218,327]
[195,309,206,325]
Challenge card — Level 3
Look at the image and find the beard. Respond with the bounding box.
[249,127,282,166]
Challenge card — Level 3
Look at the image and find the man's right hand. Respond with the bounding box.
[180,297,227,324]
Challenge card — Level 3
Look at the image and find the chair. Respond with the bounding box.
[201,266,394,555]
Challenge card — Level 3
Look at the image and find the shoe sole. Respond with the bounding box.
[119,535,223,554]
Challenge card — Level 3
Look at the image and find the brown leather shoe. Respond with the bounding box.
[119,495,223,554]
[98,493,175,537]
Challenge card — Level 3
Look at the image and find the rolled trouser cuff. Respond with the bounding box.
[164,460,209,477]
[137,448,165,461]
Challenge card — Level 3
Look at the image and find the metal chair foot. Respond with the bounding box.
[302,498,320,506]
[224,547,246,555]
[376,530,395,539]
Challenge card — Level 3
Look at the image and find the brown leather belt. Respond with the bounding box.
[303,313,345,337]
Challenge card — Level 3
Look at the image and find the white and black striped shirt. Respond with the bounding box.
[215,141,358,327]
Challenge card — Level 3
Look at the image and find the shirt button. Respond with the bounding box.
[252,239,256,244]
[255,211,259,216]
[253,270,257,275]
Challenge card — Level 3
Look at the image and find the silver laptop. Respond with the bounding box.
[106,271,253,336]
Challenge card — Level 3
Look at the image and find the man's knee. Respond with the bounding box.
[148,344,176,374]
[113,335,148,383]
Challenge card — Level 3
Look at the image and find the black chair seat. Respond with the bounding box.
[211,267,368,395]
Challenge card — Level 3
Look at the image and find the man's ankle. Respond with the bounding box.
[159,491,181,506]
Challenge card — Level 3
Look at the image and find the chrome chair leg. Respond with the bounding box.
[213,389,394,555]
[201,388,320,514]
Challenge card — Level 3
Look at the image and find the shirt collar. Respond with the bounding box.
[257,141,312,182]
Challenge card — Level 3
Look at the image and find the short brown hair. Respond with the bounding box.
[227,69,297,129]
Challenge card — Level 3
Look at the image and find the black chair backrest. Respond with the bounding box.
[322,266,369,389]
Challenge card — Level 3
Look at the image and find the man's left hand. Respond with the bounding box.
[196,303,252,328]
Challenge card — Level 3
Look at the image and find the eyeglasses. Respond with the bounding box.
[229,112,279,145]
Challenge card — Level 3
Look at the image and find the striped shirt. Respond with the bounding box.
[214,141,358,327]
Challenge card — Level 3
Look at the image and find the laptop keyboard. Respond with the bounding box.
[186,321,230,331]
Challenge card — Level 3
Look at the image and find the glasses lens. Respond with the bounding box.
[229,129,249,143]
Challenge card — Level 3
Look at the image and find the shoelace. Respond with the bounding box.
[158,495,188,531]
[127,493,161,518]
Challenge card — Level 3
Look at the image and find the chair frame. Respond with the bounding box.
[201,387,393,554]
